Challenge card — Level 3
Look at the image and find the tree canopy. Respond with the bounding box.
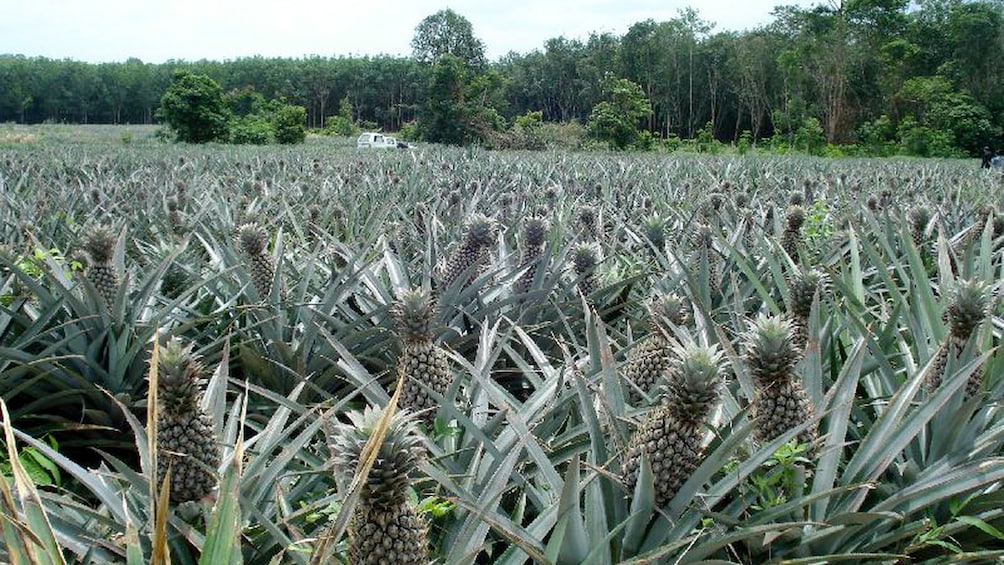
[411,9,487,70]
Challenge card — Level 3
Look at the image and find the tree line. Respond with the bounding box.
[2,0,1002,155]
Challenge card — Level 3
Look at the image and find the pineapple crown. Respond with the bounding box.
[571,242,599,274]
[156,337,205,413]
[84,225,117,265]
[787,268,828,319]
[908,205,931,231]
[744,314,802,382]
[664,343,723,421]
[238,222,268,256]
[391,288,437,344]
[643,215,666,246]
[463,213,496,248]
[785,205,806,230]
[946,279,991,341]
[649,293,689,331]
[522,216,550,249]
[327,406,425,507]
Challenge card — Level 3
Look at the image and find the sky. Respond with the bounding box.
[2,0,818,64]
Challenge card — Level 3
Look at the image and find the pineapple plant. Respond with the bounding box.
[439,213,496,290]
[780,205,806,265]
[238,222,284,302]
[516,215,549,293]
[327,407,428,565]
[925,279,991,396]
[786,267,827,352]
[392,289,453,423]
[623,343,723,507]
[745,315,816,445]
[156,337,220,504]
[83,225,119,308]
[622,293,689,404]
[571,242,599,299]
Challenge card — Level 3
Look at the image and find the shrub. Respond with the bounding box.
[156,71,231,144]
[230,114,275,145]
[273,105,307,144]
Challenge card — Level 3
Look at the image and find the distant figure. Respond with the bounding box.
[983,146,993,169]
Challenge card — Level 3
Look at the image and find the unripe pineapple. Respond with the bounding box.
[623,344,723,507]
[571,242,599,299]
[780,205,806,265]
[156,338,219,504]
[84,225,119,308]
[516,216,549,293]
[642,215,666,253]
[786,268,827,352]
[745,315,815,445]
[327,407,428,565]
[908,205,931,247]
[392,289,452,423]
[238,222,284,302]
[439,213,496,290]
[926,279,991,395]
[623,293,689,404]
[577,205,598,240]
[167,197,184,235]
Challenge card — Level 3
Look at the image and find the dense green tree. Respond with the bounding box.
[418,54,471,145]
[272,104,307,144]
[411,9,486,69]
[587,76,652,149]
[156,71,231,143]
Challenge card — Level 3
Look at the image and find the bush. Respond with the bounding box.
[397,122,420,142]
[156,71,231,144]
[230,114,275,145]
[324,115,358,138]
[273,105,307,144]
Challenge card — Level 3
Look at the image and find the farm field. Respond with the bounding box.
[1,125,1004,563]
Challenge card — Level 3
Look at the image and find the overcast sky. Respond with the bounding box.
[3,0,818,63]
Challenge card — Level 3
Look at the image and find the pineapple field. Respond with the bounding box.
[1,127,1004,563]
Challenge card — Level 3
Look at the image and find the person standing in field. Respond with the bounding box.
[983,146,994,169]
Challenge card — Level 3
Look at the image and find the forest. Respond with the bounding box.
[1,0,1002,155]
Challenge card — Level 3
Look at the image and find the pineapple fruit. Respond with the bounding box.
[780,205,806,265]
[393,289,452,423]
[84,225,119,308]
[571,242,599,299]
[623,293,689,405]
[908,205,931,247]
[786,267,826,352]
[623,343,723,507]
[156,338,219,504]
[238,222,284,302]
[516,216,549,294]
[745,315,816,445]
[926,279,991,396]
[439,213,496,290]
[327,407,428,565]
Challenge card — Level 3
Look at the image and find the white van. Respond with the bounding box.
[356,132,392,148]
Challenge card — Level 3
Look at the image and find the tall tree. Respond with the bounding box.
[411,9,486,70]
